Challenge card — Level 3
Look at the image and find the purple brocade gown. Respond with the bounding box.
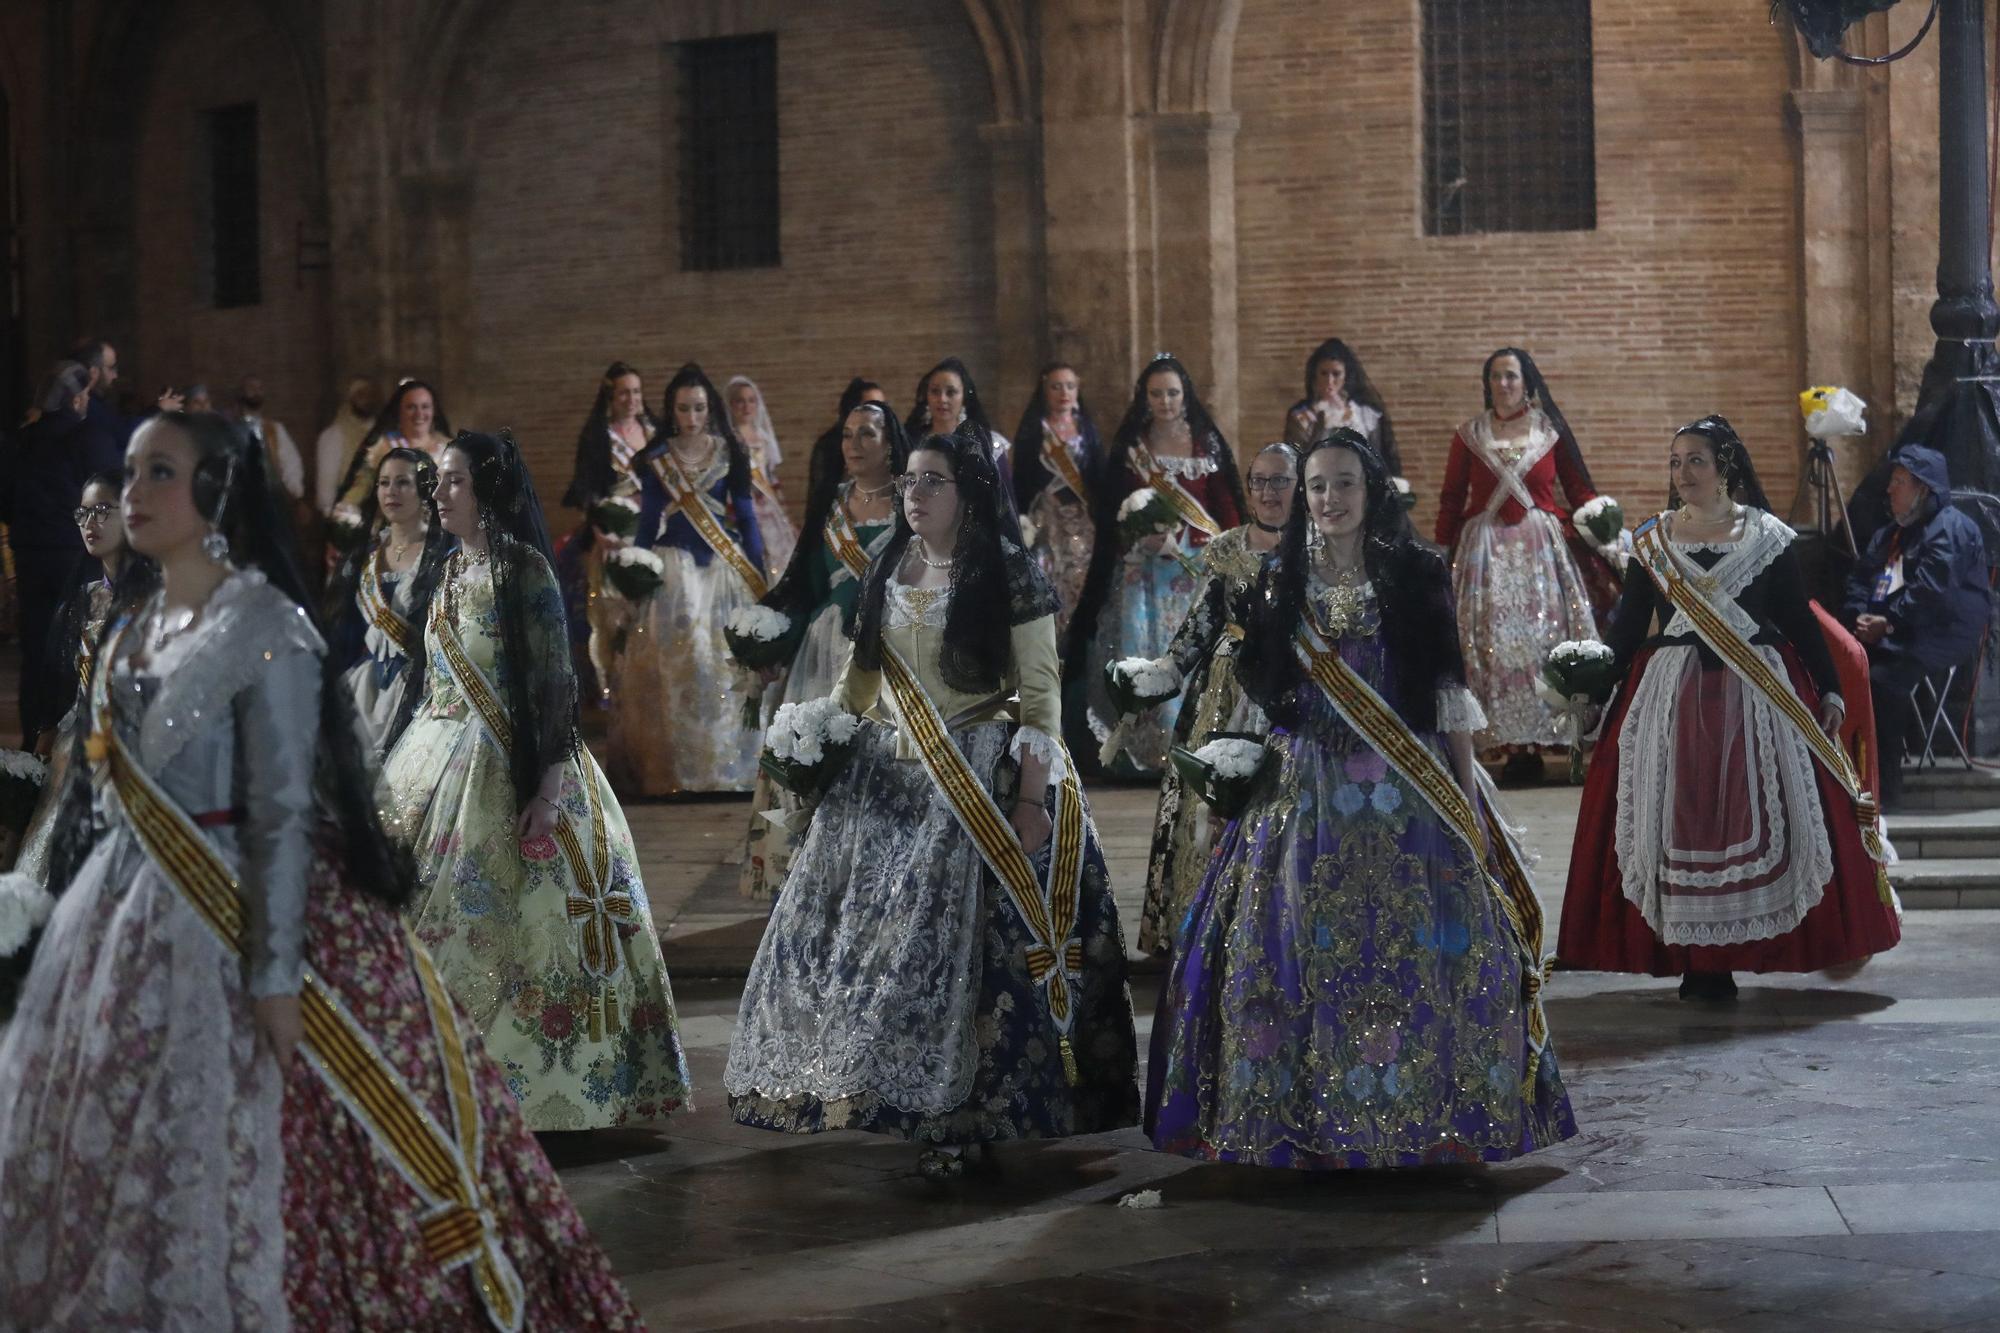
[1145,629,1578,1169]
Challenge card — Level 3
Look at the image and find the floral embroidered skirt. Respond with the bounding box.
[1029,488,1095,638]
[726,719,1139,1144]
[381,715,692,1131]
[752,490,798,582]
[0,824,645,1330]
[738,600,854,900]
[605,547,760,795]
[1451,509,1597,752]
[1138,636,1251,956]
[1146,687,1578,1169]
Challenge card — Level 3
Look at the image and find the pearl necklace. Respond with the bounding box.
[912,541,952,571]
[851,477,895,502]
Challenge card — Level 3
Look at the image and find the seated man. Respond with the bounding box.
[1841,444,1990,808]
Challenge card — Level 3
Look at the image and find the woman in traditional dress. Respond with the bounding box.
[1284,338,1404,480]
[606,362,767,795]
[905,356,1015,496]
[725,431,1139,1180]
[379,428,692,1130]
[1434,347,1617,782]
[1011,361,1102,634]
[559,361,656,704]
[14,472,157,882]
[735,400,907,899]
[1067,354,1245,778]
[0,412,642,1328]
[323,447,446,759]
[1558,416,1902,1001]
[1147,428,1578,1168]
[330,378,454,516]
[1131,441,1296,956]
[727,374,798,579]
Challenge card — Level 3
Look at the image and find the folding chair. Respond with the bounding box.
[1910,664,1971,767]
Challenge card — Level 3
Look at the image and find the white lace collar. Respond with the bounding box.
[886,577,951,629]
[1657,507,1795,636]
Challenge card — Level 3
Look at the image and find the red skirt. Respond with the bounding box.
[1558,645,1901,975]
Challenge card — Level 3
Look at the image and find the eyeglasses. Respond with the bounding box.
[73,504,114,525]
[894,472,958,500]
[1246,475,1297,493]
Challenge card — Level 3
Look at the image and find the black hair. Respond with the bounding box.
[45,411,416,909]
[764,401,910,620]
[802,378,886,508]
[1481,347,1597,493]
[1010,360,1102,513]
[1295,338,1402,474]
[905,357,997,453]
[1237,428,1466,733]
[1668,413,1773,512]
[35,470,158,740]
[850,431,1056,694]
[563,360,655,510]
[322,446,449,674]
[333,378,453,503]
[655,362,754,500]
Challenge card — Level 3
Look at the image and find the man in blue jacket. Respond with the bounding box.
[1841,444,1991,809]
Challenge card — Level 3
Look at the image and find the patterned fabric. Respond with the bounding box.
[725,717,1139,1143]
[1450,506,1597,750]
[1081,549,1201,776]
[1146,610,1578,1169]
[749,449,798,580]
[379,557,692,1131]
[1027,429,1097,635]
[1139,526,1267,956]
[738,515,893,900]
[341,554,419,758]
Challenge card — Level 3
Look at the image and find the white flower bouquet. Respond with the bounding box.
[760,697,862,797]
[1104,656,1181,718]
[588,494,642,539]
[0,871,56,1022]
[1117,487,1181,546]
[328,502,371,550]
[604,546,666,601]
[1538,639,1617,783]
[725,604,796,671]
[1392,475,1417,511]
[0,750,47,868]
[1572,496,1625,549]
[1169,733,1274,821]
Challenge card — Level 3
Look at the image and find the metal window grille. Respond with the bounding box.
[1422,0,1596,237]
[205,103,261,307]
[678,34,780,272]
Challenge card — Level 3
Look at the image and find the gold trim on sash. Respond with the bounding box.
[1043,433,1093,510]
[430,594,634,1004]
[652,451,771,600]
[359,549,416,658]
[1631,518,1891,891]
[1131,446,1222,539]
[1294,620,1552,1069]
[823,503,874,582]
[90,633,526,1332]
[878,643,1088,1084]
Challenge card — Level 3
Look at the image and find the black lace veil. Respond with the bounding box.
[764,402,910,621]
[563,360,655,511]
[1668,413,1774,512]
[1010,361,1102,513]
[1294,338,1402,475]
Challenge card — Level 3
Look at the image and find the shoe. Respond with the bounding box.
[1678,970,1738,1001]
[917,1148,964,1182]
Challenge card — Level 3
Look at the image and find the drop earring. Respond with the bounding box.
[203,526,230,563]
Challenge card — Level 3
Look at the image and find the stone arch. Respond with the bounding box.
[959,0,1033,126]
[1155,0,1243,115]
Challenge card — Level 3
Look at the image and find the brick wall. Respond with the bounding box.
[129,0,330,477]
[449,0,1000,513]
[1232,1,1809,533]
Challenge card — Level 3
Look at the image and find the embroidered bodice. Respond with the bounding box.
[1165,526,1270,680]
[635,441,767,573]
[421,557,503,725]
[1434,408,1597,548]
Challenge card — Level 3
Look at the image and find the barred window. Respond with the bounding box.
[1421,1,1596,237]
[203,103,261,307]
[678,34,780,272]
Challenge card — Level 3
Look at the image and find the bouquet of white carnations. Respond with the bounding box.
[759,698,861,797]
[1169,733,1274,821]
[1392,476,1417,511]
[1538,639,1617,783]
[1572,496,1629,573]
[588,494,642,539]
[0,750,47,872]
[1117,487,1181,546]
[604,546,666,601]
[0,871,56,1022]
[1098,656,1183,767]
[724,604,796,671]
[328,502,370,551]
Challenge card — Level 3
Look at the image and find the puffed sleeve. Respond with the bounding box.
[234,642,321,998]
[1162,561,1228,686]
[1434,433,1472,552]
[1009,613,1065,778]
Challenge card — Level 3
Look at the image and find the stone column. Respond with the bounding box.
[1149,109,1240,449]
[979,119,1046,423]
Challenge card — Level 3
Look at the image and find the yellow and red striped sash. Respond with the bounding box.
[1631,519,1891,889]
[90,640,525,1331]
[1295,621,1551,1065]
[878,643,1088,1084]
[359,549,416,657]
[653,451,770,600]
[430,595,632,998]
[1132,446,1222,539]
[1043,433,1093,510]
[823,503,875,582]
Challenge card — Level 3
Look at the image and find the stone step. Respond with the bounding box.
[1897,765,2000,810]
[1885,808,2000,859]
[1891,857,2000,910]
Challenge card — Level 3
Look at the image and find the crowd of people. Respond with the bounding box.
[0,327,1988,1324]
